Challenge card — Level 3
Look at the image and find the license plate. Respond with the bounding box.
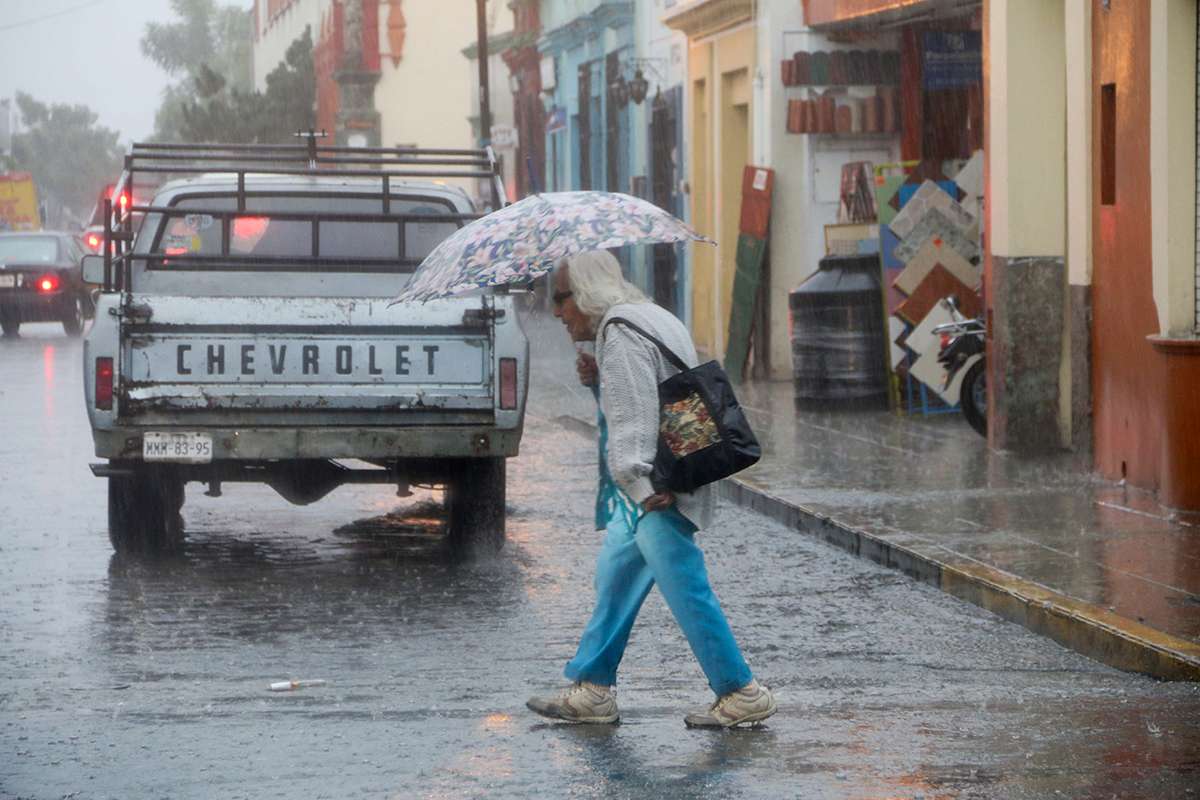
[143,432,213,463]
[0,274,14,288]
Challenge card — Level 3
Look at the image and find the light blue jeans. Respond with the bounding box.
[563,506,754,697]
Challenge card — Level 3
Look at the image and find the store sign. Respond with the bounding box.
[546,106,567,134]
[922,32,982,90]
[491,125,518,149]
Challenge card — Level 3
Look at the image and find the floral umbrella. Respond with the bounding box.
[393,191,711,303]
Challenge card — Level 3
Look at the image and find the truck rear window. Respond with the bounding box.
[150,194,461,270]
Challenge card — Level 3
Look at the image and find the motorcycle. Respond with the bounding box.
[932,297,987,437]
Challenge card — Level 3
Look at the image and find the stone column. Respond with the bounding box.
[336,0,381,148]
[984,0,1068,453]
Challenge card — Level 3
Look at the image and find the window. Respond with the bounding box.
[150,194,460,270]
[1101,83,1116,205]
[0,236,59,263]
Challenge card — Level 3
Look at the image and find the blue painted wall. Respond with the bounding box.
[538,0,690,311]
[538,2,645,287]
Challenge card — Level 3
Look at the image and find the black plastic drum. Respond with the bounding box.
[789,254,888,410]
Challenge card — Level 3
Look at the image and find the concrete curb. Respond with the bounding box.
[719,477,1200,682]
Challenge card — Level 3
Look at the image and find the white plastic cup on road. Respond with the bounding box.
[268,679,328,692]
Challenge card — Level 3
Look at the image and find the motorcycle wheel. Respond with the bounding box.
[960,360,987,438]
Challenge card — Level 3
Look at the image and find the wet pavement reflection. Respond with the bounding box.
[732,378,1200,644]
[1,319,1198,799]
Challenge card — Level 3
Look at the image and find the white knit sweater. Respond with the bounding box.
[595,302,716,531]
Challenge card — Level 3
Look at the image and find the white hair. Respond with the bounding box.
[559,250,649,322]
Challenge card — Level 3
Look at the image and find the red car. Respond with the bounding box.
[0,231,93,337]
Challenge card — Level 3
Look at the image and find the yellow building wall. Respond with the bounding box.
[687,25,755,358]
[1149,0,1198,336]
[689,42,714,353]
[987,0,1067,259]
[374,7,477,152]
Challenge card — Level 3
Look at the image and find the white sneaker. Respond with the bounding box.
[526,681,619,724]
[684,679,777,728]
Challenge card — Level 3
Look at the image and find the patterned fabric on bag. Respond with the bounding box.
[660,393,722,457]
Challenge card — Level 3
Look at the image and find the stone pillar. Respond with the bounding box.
[336,0,381,148]
[1064,0,1093,457]
[984,0,1068,453]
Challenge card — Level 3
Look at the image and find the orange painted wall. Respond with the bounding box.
[1091,0,1163,489]
[803,0,929,27]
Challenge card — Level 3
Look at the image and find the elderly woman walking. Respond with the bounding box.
[526,250,776,729]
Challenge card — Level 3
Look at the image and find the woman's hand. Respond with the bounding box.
[642,491,674,512]
[576,352,598,387]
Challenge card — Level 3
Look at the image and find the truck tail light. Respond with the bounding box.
[37,274,60,293]
[499,358,517,410]
[95,357,114,410]
[85,232,103,252]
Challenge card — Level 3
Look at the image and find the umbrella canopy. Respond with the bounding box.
[394,191,710,303]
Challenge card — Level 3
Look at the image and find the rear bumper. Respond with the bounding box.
[0,289,69,321]
[91,424,522,461]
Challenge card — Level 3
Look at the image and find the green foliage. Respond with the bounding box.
[145,1,312,144]
[141,0,251,92]
[8,93,124,218]
[176,27,315,144]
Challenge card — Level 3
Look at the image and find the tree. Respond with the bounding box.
[177,28,315,144]
[9,93,124,221]
[262,27,317,137]
[142,0,252,91]
[143,0,314,144]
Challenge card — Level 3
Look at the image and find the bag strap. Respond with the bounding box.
[603,316,690,373]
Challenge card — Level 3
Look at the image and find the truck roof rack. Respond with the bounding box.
[99,136,506,292]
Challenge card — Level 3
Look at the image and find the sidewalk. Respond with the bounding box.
[727,380,1200,681]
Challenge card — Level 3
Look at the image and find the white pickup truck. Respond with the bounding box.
[82,142,528,557]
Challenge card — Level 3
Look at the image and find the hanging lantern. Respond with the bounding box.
[629,68,649,105]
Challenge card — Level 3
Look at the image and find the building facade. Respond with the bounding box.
[803,0,1199,511]
[463,10,519,208]
[252,0,485,153]
[664,0,757,360]
[537,1,688,311]
[501,0,546,199]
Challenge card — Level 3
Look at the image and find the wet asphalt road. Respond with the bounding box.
[2,318,1199,800]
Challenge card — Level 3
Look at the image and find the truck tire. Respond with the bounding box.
[960,360,988,438]
[62,295,85,337]
[446,457,506,559]
[1,314,19,337]
[108,470,186,555]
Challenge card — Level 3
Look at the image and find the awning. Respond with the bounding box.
[803,0,979,31]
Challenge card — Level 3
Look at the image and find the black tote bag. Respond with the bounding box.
[605,317,761,493]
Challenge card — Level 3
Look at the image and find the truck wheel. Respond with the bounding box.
[108,470,186,555]
[0,315,19,337]
[960,360,988,438]
[62,296,85,337]
[446,457,506,559]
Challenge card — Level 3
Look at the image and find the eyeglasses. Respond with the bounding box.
[552,290,573,307]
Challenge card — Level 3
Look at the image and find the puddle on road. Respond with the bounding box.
[332,499,449,558]
[171,489,468,568]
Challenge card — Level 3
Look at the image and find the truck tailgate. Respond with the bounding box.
[118,295,493,416]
